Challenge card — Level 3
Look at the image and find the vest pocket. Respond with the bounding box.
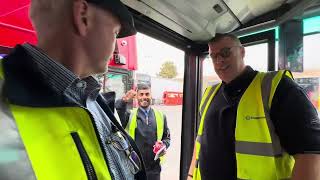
[71,132,97,180]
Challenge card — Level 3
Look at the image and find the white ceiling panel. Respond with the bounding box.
[122,0,299,41]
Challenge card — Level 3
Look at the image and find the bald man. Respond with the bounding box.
[188,33,320,180]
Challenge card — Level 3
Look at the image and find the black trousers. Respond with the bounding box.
[146,172,160,180]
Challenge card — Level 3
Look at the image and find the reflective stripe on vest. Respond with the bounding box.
[193,83,221,180]
[0,64,112,179]
[194,70,294,180]
[126,109,138,139]
[0,79,36,180]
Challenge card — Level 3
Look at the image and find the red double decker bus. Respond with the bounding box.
[0,0,138,102]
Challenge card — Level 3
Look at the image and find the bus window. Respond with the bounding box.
[202,56,219,92]
[104,74,126,100]
[244,43,268,71]
[292,33,320,112]
[274,17,320,113]
[136,32,184,180]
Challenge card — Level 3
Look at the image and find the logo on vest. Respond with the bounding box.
[245,116,265,120]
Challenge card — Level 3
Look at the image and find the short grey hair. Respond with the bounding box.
[137,84,151,91]
[208,33,242,46]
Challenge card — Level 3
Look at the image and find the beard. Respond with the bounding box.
[138,98,151,108]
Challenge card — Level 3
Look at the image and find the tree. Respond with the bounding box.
[157,60,178,79]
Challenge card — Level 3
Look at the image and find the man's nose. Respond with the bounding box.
[214,56,225,64]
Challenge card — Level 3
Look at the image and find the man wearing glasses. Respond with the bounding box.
[0,0,145,179]
[188,33,320,180]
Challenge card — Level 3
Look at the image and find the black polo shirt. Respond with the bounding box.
[199,66,320,180]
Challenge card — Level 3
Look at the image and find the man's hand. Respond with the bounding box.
[153,141,167,157]
[188,145,196,180]
[292,154,320,180]
[122,89,137,102]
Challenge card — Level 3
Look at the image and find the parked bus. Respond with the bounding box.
[163,91,183,105]
[1,0,320,179]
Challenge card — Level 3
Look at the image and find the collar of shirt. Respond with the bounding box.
[22,43,101,105]
[222,66,257,98]
[140,106,151,117]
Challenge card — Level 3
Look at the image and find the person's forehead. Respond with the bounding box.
[138,89,151,94]
[208,37,236,53]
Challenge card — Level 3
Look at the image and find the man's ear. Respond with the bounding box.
[240,46,245,58]
[208,43,213,54]
[72,0,89,36]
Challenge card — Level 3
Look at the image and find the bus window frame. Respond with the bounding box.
[239,30,276,71]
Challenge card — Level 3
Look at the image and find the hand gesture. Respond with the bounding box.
[122,89,137,102]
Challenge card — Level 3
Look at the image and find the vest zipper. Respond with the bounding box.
[83,108,127,179]
[71,132,97,180]
[105,137,127,180]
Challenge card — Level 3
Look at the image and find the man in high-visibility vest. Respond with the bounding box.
[188,33,320,180]
[116,84,171,180]
[0,0,147,179]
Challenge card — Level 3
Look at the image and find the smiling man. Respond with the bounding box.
[188,33,320,180]
[116,84,171,180]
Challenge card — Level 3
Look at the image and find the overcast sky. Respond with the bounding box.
[136,33,185,78]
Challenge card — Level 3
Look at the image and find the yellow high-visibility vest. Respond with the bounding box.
[0,63,113,180]
[125,108,165,163]
[194,70,295,180]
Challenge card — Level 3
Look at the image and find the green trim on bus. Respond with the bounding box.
[239,16,320,40]
[304,16,320,35]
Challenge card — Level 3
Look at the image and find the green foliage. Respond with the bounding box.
[157,60,178,79]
